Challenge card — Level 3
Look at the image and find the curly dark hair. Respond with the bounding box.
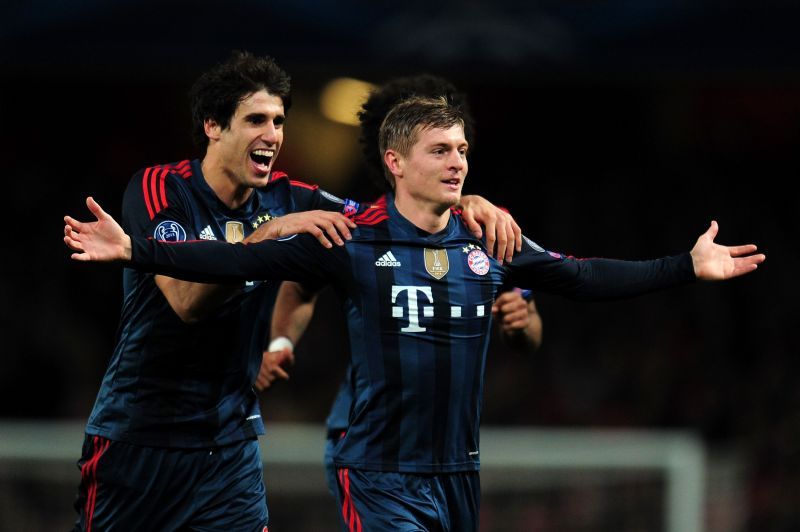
[358,75,474,191]
[189,51,291,148]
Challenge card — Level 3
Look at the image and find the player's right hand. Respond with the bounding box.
[248,210,356,248]
[255,347,295,391]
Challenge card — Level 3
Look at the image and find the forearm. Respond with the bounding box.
[511,253,696,301]
[155,275,243,323]
[130,234,334,285]
[271,282,319,344]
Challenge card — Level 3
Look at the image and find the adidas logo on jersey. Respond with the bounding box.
[375,251,401,267]
[199,225,217,240]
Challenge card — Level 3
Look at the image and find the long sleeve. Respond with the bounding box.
[506,239,696,301]
[130,233,347,286]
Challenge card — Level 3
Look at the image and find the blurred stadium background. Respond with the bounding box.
[1,1,797,530]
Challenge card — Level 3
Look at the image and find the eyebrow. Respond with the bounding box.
[429,141,469,150]
[243,112,285,121]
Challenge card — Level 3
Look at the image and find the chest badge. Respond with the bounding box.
[225,221,245,243]
[424,248,449,280]
[463,244,490,276]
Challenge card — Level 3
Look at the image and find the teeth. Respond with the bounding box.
[252,149,274,157]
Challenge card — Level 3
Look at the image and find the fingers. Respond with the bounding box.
[484,218,497,260]
[278,211,355,248]
[86,196,107,220]
[503,216,516,263]
[256,348,294,391]
[727,244,758,257]
[272,365,291,381]
[733,254,766,272]
[705,220,719,241]
[494,221,509,265]
[64,234,83,252]
[64,215,85,233]
[513,219,522,252]
[461,210,484,239]
[492,291,527,318]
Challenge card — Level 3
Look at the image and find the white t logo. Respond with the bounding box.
[391,285,434,332]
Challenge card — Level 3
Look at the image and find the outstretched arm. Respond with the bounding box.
[690,221,765,280]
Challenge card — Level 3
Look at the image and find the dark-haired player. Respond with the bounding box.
[68,51,359,531]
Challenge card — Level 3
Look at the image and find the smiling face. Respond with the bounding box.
[205,89,285,191]
[392,124,468,211]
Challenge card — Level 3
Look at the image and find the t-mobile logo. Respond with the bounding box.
[391,286,433,332]
[391,285,487,332]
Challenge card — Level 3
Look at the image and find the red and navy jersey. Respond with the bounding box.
[129,192,695,469]
[86,159,347,448]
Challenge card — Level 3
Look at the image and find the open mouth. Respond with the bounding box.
[442,178,461,189]
[250,149,274,171]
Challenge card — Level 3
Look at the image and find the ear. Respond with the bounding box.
[384,149,403,181]
[204,119,222,142]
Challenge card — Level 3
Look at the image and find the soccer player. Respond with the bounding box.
[65,51,363,531]
[258,75,543,514]
[64,95,764,531]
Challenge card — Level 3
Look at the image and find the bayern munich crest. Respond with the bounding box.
[465,246,490,276]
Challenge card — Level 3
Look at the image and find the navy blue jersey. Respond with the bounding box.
[130,192,695,469]
[86,159,346,448]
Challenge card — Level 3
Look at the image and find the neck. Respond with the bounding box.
[201,156,252,210]
[393,189,452,233]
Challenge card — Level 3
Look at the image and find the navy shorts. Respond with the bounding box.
[334,467,480,532]
[324,430,346,498]
[71,434,268,532]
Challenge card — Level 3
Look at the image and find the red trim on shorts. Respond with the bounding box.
[338,468,363,532]
[81,436,110,532]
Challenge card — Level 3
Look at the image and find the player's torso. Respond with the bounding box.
[89,162,302,446]
[335,208,505,472]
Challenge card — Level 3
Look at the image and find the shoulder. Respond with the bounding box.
[352,195,389,227]
[268,170,319,192]
[124,159,196,220]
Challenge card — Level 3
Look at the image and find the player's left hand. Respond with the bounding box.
[255,347,295,391]
[690,221,765,280]
[458,195,522,264]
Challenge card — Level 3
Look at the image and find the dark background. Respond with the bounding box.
[1,1,798,529]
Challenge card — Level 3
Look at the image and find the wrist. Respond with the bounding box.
[268,336,294,352]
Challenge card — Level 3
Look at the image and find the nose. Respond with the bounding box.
[260,121,278,144]
[447,150,467,172]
